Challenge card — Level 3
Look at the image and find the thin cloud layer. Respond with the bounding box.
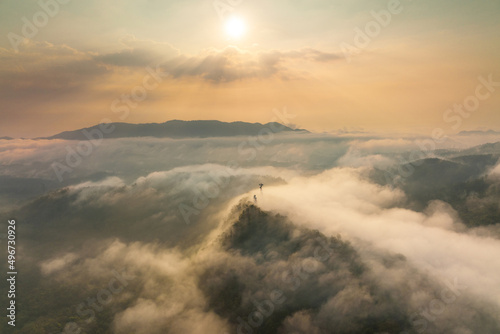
[0,41,109,98]
[158,47,341,83]
[0,38,340,94]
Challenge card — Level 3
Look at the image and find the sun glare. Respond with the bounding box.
[225,16,246,39]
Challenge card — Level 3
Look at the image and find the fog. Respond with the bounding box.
[1,132,500,333]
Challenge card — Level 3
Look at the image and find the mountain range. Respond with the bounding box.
[40,120,307,140]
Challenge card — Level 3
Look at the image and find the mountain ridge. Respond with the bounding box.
[459,130,500,136]
[39,120,308,140]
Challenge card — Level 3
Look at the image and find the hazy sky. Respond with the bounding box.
[0,0,499,137]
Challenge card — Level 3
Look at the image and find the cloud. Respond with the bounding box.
[488,161,500,180]
[2,134,500,333]
[93,35,180,67]
[253,168,500,312]
[0,38,341,98]
[337,147,395,169]
[81,201,500,333]
[0,134,349,182]
[0,39,342,136]
[157,46,341,83]
[0,40,109,98]
[40,253,78,276]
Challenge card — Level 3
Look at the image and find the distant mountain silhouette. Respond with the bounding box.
[0,136,13,140]
[371,154,500,227]
[41,120,308,140]
[458,130,500,136]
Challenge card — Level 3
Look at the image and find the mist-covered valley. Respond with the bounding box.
[1,130,500,334]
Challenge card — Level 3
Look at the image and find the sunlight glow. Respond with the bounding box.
[225,16,246,39]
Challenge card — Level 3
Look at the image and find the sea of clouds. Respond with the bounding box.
[1,132,500,333]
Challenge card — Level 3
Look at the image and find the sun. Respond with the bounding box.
[225,16,246,39]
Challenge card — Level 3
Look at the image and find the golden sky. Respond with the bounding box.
[0,0,499,137]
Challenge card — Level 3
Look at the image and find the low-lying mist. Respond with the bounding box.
[1,131,500,333]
